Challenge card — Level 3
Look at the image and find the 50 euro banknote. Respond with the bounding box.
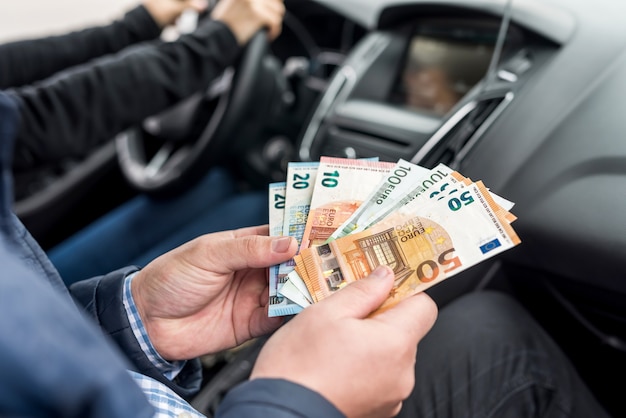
[296,180,520,313]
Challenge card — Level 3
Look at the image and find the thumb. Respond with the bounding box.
[372,292,438,342]
[319,266,395,319]
[203,234,298,272]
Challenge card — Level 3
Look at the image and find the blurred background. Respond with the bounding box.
[0,0,137,43]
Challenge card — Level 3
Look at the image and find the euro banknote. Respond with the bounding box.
[267,157,520,316]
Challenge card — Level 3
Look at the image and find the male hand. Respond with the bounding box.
[131,225,296,360]
[251,265,439,418]
[143,0,210,28]
[211,0,286,44]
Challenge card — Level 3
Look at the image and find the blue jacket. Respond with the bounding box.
[0,92,342,417]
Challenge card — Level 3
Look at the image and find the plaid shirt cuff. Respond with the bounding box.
[123,273,186,380]
[129,370,206,418]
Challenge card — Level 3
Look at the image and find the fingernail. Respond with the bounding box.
[369,265,393,279]
[272,236,293,253]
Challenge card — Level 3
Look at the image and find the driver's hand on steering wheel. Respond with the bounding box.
[211,0,286,45]
[143,0,211,28]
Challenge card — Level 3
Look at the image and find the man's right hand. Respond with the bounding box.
[211,0,285,45]
[250,265,439,418]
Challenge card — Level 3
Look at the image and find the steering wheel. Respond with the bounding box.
[115,31,270,198]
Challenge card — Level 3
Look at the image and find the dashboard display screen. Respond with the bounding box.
[390,23,496,116]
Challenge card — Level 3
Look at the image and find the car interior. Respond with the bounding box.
[13,0,626,416]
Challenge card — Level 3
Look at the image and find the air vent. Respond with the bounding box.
[412,92,514,168]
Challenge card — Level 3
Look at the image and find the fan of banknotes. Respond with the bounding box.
[267,156,520,317]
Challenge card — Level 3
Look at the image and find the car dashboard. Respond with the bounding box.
[298,8,542,165]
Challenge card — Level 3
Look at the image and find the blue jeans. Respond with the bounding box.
[47,168,269,286]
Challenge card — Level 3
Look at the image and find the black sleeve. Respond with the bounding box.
[9,20,241,170]
[217,379,345,418]
[0,6,162,89]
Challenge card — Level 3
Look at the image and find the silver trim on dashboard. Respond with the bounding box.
[298,34,391,161]
[298,67,356,161]
[451,91,514,168]
[409,101,478,164]
[410,91,514,166]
